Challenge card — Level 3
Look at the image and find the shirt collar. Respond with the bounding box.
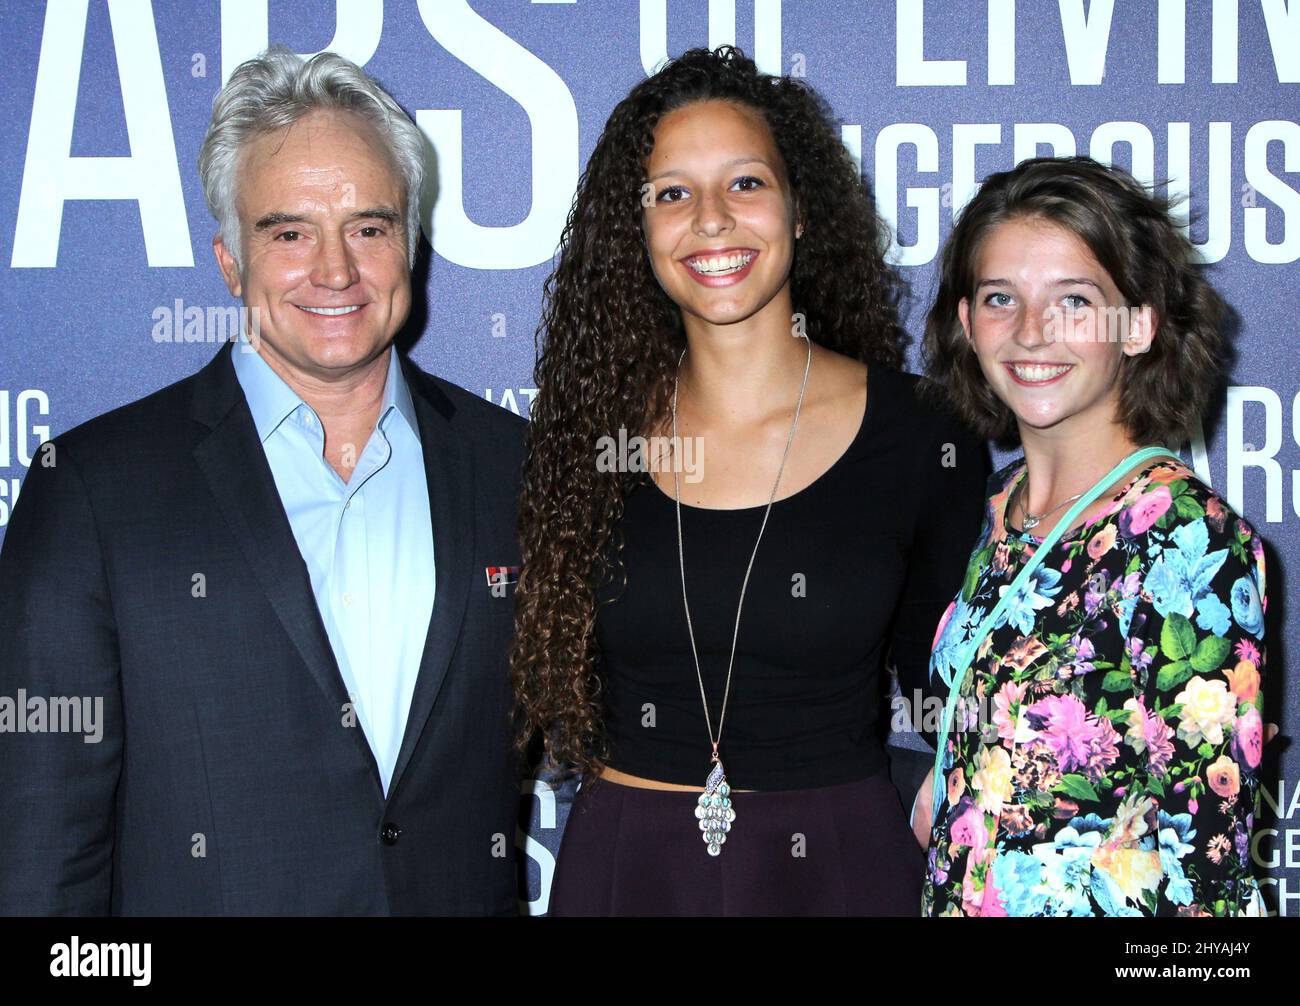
[382,345,420,438]
[231,336,419,444]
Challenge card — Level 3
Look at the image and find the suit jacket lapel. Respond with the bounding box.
[386,356,476,799]
[188,343,383,793]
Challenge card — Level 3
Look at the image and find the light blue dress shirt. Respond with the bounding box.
[232,339,435,796]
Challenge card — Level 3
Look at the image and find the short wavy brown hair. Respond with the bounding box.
[921,155,1226,446]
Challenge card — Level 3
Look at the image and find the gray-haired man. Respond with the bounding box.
[0,48,526,915]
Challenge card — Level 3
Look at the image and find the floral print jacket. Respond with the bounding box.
[924,457,1268,917]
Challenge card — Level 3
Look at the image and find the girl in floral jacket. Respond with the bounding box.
[915,156,1268,917]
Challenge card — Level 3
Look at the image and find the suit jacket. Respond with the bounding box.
[0,341,527,915]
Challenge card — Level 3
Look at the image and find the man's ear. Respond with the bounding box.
[1123,304,1157,356]
[957,297,973,345]
[213,234,242,299]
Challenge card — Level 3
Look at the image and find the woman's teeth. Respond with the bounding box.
[687,252,754,275]
[299,305,362,316]
[1010,362,1072,382]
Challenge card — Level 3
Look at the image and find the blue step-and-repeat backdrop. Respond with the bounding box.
[0,0,1296,915]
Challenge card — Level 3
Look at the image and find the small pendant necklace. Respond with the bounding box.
[671,334,812,856]
[1016,472,1083,531]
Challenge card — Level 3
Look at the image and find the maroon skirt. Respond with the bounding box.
[548,770,924,916]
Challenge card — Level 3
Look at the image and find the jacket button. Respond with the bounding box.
[380,822,401,846]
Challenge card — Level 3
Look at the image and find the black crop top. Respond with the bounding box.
[594,366,990,790]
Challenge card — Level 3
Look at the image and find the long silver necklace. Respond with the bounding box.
[1016,472,1083,531]
[671,334,813,856]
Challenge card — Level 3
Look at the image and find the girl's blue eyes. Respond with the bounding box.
[655,176,766,202]
[982,292,1093,308]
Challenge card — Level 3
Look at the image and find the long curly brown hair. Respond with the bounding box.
[510,46,905,779]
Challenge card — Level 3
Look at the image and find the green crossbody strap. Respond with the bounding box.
[928,445,1180,821]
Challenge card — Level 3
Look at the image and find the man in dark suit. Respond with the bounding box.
[0,48,525,915]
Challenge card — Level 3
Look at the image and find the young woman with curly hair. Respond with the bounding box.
[512,46,988,915]
[916,156,1269,916]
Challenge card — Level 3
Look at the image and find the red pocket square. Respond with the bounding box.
[485,565,521,587]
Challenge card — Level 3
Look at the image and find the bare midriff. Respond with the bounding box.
[599,765,753,792]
